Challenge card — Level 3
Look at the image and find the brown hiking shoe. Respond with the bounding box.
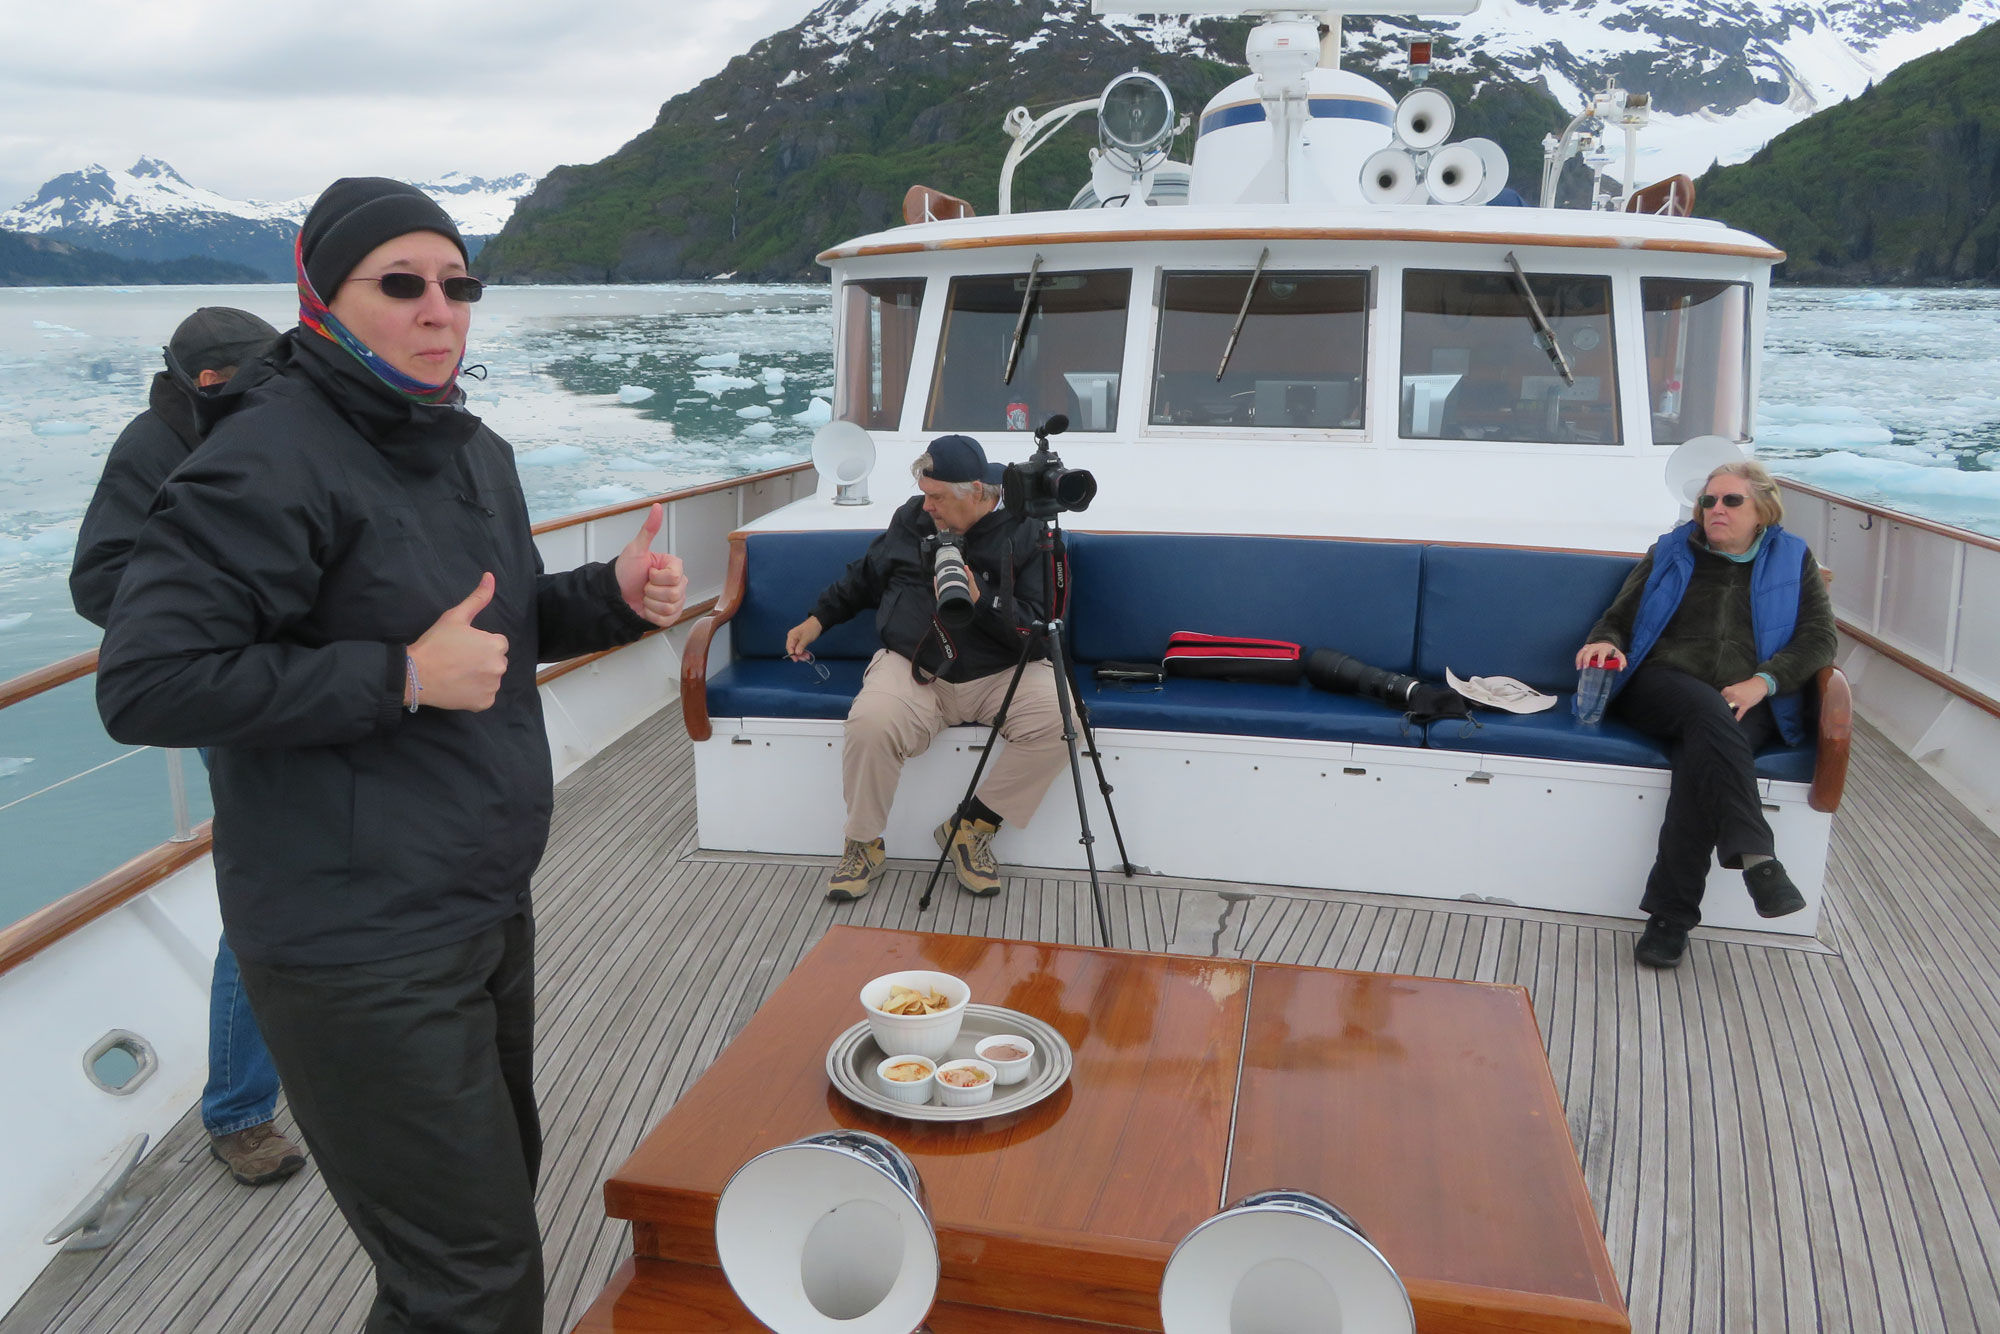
[209,1122,306,1187]
[827,837,887,901]
[934,817,1002,896]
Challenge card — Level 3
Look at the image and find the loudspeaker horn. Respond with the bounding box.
[1424,141,1486,205]
[1394,87,1454,150]
[1461,137,1512,205]
[715,1131,940,1333]
[1160,1189,1416,1334]
[1359,147,1423,205]
[812,420,877,506]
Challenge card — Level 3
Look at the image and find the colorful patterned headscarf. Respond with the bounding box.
[295,231,462,405]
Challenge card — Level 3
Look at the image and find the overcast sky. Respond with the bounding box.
[0,0,827,211]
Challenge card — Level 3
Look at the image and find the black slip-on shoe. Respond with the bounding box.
[1634,915,1690,969]
[1744,859,1807,918]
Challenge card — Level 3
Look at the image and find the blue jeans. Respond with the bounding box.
[201,936,281,1135]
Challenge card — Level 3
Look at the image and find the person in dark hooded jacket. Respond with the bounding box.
[71,305,312,1190]
[95,178,687,1334]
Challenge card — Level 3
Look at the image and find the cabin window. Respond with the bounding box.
[1400,270,1621,445]
[1150,270,1369,429]
[836,278,925,430]
[1641,279,1750,445]
[925,269,1131,433]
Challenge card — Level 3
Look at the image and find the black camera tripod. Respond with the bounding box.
[918,514,1134,948]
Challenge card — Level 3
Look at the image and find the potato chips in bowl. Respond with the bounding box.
[859,970,971,1060]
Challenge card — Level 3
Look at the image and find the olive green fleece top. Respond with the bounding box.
[1585,529,1838,694]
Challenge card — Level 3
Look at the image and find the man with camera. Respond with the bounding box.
[785,435,1065,902]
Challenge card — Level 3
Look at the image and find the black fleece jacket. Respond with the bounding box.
[69,371,206,627]
[96,331,650,966]
[810,494,1050,682]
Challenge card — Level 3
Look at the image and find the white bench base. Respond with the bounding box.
[694,718,1829,937]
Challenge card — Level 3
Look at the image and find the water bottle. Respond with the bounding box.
[1573,657,1620,726]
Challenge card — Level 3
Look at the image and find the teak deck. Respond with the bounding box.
[5,707,2000,1333]
[589,927,1625,1332]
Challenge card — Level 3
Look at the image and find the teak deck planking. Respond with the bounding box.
[4,707,1998,1333]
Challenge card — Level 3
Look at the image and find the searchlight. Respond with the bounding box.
[1099,71,1177,168]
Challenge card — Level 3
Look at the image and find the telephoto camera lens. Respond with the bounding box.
[1306,648,1421,707]
[933,533,975,627]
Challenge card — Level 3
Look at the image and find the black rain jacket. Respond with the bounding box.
[810,494,1050,682]
[70,371,206,627]
[96,330,649,966]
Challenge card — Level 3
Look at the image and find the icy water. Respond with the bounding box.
[2,282,1998,926]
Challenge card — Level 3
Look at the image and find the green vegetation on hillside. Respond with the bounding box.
[1699,19,2000,284]
[0,229,265,286]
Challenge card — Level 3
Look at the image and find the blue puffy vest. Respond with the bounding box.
[1615,520,1811,745]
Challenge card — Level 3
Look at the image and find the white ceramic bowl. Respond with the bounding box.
[933,1059,997,1107]
[874,1054,938,1105]
[859,970,971,1061]
[974,1034,1035,1086]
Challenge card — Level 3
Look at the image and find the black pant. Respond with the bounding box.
[1613,664,1777,930]
[237,913,542,1334]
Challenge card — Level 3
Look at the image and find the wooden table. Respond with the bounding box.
[572,926,1627,1333]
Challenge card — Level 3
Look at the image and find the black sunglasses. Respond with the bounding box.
[1698,492,1749,510]
[345,272,484,303]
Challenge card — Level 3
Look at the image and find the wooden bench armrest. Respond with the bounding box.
[680,537,749,742]
[1809,664,1853,814]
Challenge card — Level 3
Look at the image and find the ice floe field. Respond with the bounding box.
[0,281,1997,923]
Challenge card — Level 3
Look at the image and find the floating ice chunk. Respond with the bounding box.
[792,398,833,426]
[608,456,659,472]
[31,420,95,436]
[762,368,787,387]
[575,484,643,506]
[0,757,32,781]
[589,351,622,363]
[741,422,778,438]
[693,374,756,395]
[617,385,656,404]
[736,405,772,420]
[0,612,29,631]
[694,352,741,369]
[516,444,589,467]
[1756,403,1893,453]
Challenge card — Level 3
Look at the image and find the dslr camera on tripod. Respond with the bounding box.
[1001,414,1096,519]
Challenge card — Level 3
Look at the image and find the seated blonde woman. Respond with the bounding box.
[1575,461,1836,968]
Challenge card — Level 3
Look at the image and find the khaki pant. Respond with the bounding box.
[843,649,1068,842]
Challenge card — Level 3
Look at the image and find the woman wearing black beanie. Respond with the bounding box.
[97,177,688,1333]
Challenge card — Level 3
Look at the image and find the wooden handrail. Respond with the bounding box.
[0,648,97,712]
[0,823,214,975]
[532,597,719,687]
[529,462,812,536]
[1776,476,2000,555]
[1809,665,1853,814]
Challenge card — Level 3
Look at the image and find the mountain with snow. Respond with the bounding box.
[480,0,2000,283]
[0,159,535,281]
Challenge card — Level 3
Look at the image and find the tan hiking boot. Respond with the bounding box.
[209,1121,306,1187]
[934,817,1002,896]
[827,837,887,901]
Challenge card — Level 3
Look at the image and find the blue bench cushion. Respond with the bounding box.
[706,658,869,721]
[733,530,882,660]
[1425,704,1818,782]
[1416,545,1637,692]
[1065,533,1423,672]
[1079,678,1424,747]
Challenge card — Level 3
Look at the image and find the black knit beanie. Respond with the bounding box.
[298,177,467,298]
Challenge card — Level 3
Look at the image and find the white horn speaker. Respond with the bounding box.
[715,1131,939,1333]
[1160,1190,1415,1334]
[1393,87,1454,150]
[1359,148,1422,205]
[812,420,877,506]
[1424,141,1486,205]
[1664,436,1749,508]
[1463,137,1512,205]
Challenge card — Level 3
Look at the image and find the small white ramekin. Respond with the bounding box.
[974,1034,1035,1086]
[874,1053,938,1105]
[933,1058,998,1107]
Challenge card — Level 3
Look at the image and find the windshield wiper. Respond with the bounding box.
[1504,251,1575,386]
[1003,254,1043,385]
[1216,247,1271,381]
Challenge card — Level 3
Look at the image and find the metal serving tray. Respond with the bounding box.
[826,1003,1073,1123]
